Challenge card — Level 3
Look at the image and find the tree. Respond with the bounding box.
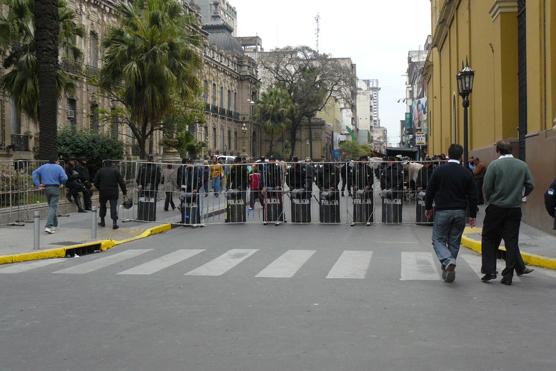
[162,98,206,159]
[254,87,292,157]
[0,0,83,159]
[57,127,124,173]
[339,141,373,159]
[99,0,202,159]
[259,47,354,158]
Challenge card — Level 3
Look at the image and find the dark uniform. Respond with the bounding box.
[94,164,127,228]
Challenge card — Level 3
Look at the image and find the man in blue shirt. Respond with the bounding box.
[32,158,68,234]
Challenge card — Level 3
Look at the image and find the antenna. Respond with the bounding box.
[315,13,321,52]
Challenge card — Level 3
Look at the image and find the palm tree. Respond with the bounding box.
[100,0,202,159]
[254,87,293,157]
[0,0,83,158]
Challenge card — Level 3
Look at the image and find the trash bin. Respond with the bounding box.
[137,191,157,221]
[353,189,373,225]
[180,192,201,225]
[291,189,311,223]
[416,191,433,225]
[319,190,341,224]
[226,189,246,223]
[381,190,403,224]
[263,189,284,223]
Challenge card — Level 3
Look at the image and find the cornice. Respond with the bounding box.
[489,0,518,21]
[431,0,460,49]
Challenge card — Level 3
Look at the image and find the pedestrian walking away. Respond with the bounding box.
[32,158,68,234]
[94,160,128,230]
[65,160,87,213]
[481,141,535,285]
[162,164,178,211]
[425,144,477,283]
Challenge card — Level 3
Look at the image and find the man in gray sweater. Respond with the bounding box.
[481,141,535,285]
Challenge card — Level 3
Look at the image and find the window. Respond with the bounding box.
[212,127,217,149]
[204,126,208,142]
[227,90,232,111]
[228,129,231,151]
[220,87,224,108]
[212,83,217,105]
[67,98,77,128]
[204,80,209,103]
[220,127,225,151]
[233,92,237,112]
[90,103,99,131]
[234,131,238,151]
[89,32,99,68]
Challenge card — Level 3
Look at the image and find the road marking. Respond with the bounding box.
[326,251,373,279]
[185,249,258,277]
[0,259,66,274]
[53,249,152,274]
[256,250,316,278]
[460,253,520,282]
[400,252,439,280]
[118,249,205,275]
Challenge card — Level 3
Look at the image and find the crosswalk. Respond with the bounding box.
[0,248,553,282]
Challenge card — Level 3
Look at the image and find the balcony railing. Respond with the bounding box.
[210,105,218,114]
[205,103,210,112]
[226,109,233,119]
[219,107,226,116]
[60,59,82,75]
[10,134,30,152]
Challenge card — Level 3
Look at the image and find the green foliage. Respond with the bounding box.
[99,0,203,159]
[0,0,84,121]
[254,87,293,156]
[340,141,373,159]
[163,99,207,159]
[57,128,124,171]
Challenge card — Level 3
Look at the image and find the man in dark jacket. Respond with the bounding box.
[76,159,92,210]
[136,156,161,196]
[65,160,86,213]
[228,157,249,191]
[425,144,477,283]
[94,160,127,229]
[352,157,374,192]
[316,162,340,191]
[341,161,354,197]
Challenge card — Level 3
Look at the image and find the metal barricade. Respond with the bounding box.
[100,158,447,227]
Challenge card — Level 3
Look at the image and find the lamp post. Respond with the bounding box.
[457,61,475,165]
[241,122,248,155]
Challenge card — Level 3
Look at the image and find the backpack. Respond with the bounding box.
[544,179,556,217]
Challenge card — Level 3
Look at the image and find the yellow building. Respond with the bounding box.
[425,0,556,233]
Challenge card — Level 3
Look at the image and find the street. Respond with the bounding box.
[1,224,556,371]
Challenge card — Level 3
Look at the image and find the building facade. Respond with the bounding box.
[194,0,238,36]
[402,47,428,151]
[425,0,556,233]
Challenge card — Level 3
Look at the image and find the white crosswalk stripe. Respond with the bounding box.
[256,250,316,278]
[400,252,440,280]
[53,249,152,274]
[326,251,373,279]
[185,249,258,277]
[118,249,205,275]
[0,259,66,274]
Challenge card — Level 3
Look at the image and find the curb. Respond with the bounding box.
[461,227,556,270]
[0,224,173,266]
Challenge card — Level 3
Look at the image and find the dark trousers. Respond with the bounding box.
[164,192,175,210]
[481,205,522,278]
[99,195,119,222]
[83,186,92,210]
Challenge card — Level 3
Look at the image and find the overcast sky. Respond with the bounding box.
[232,0,431,145]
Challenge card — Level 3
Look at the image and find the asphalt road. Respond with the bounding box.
[1,225,556,371]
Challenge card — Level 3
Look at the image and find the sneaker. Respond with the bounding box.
[501,277,512,286]
[441,266,447,281]
[112,224,119,230]
[445,264,456,283]
[44,227,54,234]
[481,273,497,282]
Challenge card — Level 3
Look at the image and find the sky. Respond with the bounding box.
[231,0,431,145]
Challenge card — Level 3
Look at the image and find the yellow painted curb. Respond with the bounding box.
[0,224,173,265]
[461,227,556,270]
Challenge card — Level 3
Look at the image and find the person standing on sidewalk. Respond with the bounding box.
[32,158,68,234]
[481,141,535,285]
[162,164,177,211]
[425,144,478,283]
[94,160,127,230]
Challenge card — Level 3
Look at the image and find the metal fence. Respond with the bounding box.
[107,159,447,227]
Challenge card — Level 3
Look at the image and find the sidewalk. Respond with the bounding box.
[0,198,225,257]
[461,206,556,269]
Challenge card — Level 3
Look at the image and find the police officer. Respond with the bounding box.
[352,156,373,192]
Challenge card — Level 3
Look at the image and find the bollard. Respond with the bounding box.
[91,206,98,240]
[33,211,40,250]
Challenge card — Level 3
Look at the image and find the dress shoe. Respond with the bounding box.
[112,223,119,230]
[501,277,512,286]
[98,218,106,227]
[481,273,497,282]
[517,268,534,277]
[445,264,456,283]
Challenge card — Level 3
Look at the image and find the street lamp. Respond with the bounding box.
[457,61,475,165]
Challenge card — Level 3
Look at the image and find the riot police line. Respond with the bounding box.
[106,158,444,226]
